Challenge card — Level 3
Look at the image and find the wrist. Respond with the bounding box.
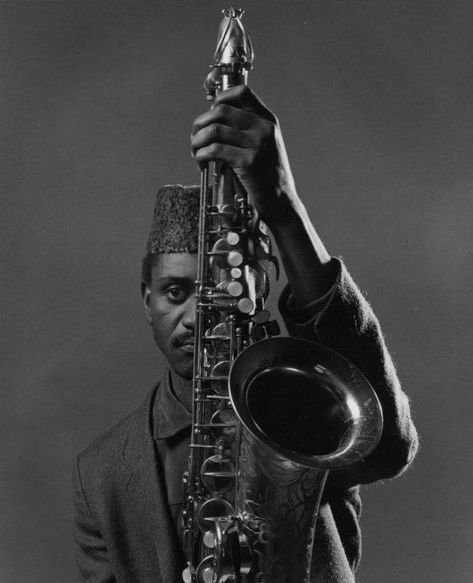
[261,194,312,243]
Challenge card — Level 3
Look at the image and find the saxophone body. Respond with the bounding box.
[182,9,383,583]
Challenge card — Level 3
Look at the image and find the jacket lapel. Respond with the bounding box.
[121,384,183,583]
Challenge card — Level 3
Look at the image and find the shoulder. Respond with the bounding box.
[77,410,135,471]
[75,384,158,490]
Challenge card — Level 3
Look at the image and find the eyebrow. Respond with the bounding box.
[153,276,195,286]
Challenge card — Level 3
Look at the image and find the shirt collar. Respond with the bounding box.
[153,368,192,439]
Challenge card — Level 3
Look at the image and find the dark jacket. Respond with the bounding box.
[73,259,418,582]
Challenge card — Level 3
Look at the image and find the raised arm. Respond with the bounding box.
[191,85,418,487]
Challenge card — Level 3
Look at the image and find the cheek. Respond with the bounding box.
[150,303,180,343]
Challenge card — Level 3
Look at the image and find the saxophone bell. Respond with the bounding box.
[229,336,383,469]
[226,337,382,583]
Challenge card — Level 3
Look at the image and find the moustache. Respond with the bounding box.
[172,331,195,349]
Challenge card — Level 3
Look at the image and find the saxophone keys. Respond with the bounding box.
[205,323,230,353]
[237,297,254,314]
[227,250,243,267]
[203,531,216,549]
[230,267,242,279]
[252,309,270,325]
[196,556,216,583]
[181,565,193,583]
[208,322,230,338]
[226,281,243,297]
[215,280,243,298]
[226,231,240,245]
[209,360,231,395]
[200,455,235,493]
[236,531,253,577]
[198,498,234,532]
[210,204,238,228]
[209,236,244,272]
[210,408,236,441]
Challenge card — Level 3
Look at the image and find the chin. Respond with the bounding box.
[173,363,194,380]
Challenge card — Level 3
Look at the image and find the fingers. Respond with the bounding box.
[190,85,277,170]
[191,86,276,136]
[193,142,253,170]
[213,85,277,124]
[191,123,257,157]
[192,103,259,136]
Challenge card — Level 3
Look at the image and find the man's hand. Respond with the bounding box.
[191,85,298,227]
[191,85,334,305]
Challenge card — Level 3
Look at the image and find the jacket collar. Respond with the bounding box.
[152,368,192,439]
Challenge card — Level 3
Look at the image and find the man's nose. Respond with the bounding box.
[182,296,196,329]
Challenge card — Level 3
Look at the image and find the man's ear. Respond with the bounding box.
[141,282,152,325]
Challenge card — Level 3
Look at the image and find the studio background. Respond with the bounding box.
[2,1,471,582]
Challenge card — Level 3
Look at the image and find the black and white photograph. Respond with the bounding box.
[1,1,471,582]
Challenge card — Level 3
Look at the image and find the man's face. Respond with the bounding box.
[142,253,197,379]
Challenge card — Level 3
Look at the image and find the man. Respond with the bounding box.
[73,86,418,582]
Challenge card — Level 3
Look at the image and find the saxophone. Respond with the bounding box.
[182,8,383,583]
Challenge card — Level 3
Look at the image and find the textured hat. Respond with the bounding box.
[146,184,200,254]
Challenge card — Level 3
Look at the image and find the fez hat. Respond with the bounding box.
[146,184,200,254]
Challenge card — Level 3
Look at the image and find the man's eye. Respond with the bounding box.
[166,287,187,302]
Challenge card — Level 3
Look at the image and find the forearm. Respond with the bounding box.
[265,195,337,306]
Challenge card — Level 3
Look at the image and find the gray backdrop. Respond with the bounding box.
[2,1,472,582]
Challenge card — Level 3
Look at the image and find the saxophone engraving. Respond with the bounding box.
[182,8,383,583]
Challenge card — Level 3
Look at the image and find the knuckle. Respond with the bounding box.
[208,123,220,139]
[209,143,222,156]
[214,104,228,117]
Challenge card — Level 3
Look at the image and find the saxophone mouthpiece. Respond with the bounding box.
[203,7,254,99]
[214,7,253,68]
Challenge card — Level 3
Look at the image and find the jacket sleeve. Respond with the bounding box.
[279,258,419,489]
[72,456,116,583]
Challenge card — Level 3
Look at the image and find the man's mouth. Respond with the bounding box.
[175,338,195,353]
[180,344,194,352]
[178,344,194,354]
